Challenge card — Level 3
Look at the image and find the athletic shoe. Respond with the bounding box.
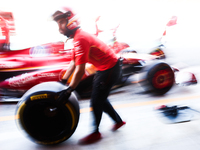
[112,121,126,131]
[78,131,102,144]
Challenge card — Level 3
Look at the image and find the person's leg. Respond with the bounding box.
[102,99,122,123]
[78,72,106,144]
[91,60,123,131]
[90,71,109,132]
[79,60,125,144]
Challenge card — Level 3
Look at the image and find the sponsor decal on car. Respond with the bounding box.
[8,72,57,87]
[0,61,24,69]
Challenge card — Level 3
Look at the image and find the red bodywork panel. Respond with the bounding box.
[0,37,161,91]
[0,42,71,72]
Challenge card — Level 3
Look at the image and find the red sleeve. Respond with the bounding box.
[71,47,75,60]
[73,38,90,65]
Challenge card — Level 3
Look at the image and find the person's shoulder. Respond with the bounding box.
[76,29,90,36]
[74,29,91,41]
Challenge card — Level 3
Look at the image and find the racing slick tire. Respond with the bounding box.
[140,61,175,95]
[15,82,80,145]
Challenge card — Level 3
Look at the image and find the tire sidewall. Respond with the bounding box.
[16,91,80,145]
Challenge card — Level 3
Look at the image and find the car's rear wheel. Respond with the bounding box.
[140,62,175,95]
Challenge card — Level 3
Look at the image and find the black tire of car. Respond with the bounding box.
[75,75,94,98]
[76,63,127,98]
[140,61,175,95]
[15,82,80,145]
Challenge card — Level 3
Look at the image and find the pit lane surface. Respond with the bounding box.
[0,65,200,150]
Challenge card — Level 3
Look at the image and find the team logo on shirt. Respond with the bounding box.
[74,41,84,56]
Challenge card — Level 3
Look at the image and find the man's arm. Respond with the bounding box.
[69,63,86,90]
[62,60,76,81]
[57,63,85,104]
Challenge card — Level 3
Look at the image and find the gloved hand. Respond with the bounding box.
[56,86,74,104]
[60,79,68,85]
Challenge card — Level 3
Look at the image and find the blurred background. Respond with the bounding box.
[0,0,200,64]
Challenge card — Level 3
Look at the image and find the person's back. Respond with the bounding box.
[73,29,118,71]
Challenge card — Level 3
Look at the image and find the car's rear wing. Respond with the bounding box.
[0,11,15,36]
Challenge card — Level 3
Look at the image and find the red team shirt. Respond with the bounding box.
[72,29,118,71]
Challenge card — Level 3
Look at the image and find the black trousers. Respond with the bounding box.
[91,59,123,132]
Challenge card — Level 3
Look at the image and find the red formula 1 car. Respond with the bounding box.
[0,41,197,101]
[0,15,197,102]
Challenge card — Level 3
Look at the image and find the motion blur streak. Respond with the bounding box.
[113,95,200,109]
[1,94,200,122]
[0,115,16,121]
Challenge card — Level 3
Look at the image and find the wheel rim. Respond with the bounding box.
[152,68,173,89]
